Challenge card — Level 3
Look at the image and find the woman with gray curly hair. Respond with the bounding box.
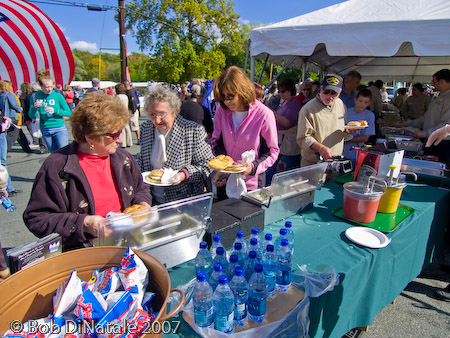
[138,85,215,204]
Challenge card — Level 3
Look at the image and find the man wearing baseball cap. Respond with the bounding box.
[297,74,356,167]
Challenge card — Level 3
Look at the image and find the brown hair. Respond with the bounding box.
[253,82,265,101]
[214,66,256,110]
[20,82,32,95]
[115,83,126,95]
[70,92,129,144]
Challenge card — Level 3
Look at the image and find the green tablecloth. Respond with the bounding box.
[164,181,449,338]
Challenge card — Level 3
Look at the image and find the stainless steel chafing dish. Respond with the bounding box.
[402,158,447,177]
[94,193,213,268]
[386,135,423,154]
[241,162,328,225]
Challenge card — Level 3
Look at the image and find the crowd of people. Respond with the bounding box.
[1,67,450,301]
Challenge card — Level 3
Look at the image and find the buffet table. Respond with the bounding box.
[165,181,449,338]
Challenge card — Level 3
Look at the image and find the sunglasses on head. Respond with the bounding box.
[323,89,339,96]
[221,93,235,101]
[104,131,122,140]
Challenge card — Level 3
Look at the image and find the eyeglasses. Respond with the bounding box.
[104,131,122,140]
[149,112,168,119]
[323,89,339,96]
[221,94,235,101]
[302,88,312,91]
[279,90,287,94]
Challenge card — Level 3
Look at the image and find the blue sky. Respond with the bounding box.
[30,0,346,54]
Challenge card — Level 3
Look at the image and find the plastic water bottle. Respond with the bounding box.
[248,227,259,245]
[213,275,235,333]
[227,254,239,281]
[276,238,292,292]
[248,263,268,323]
[210,234,225,260]
[193,272,214,328]
[262,233,273,254]
[232,242,246,268]
[262,244,277,297]
[213,247,228,274]
[229,267,249,327]
[233,231,248,256]
[210,263,223,291]
[244,251,258,281]
[1,195,16,213]
[284,221,295,253]
[249,238,261,262]
[195,241,213,279]
[274,228,288,251]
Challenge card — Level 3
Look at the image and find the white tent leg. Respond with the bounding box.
[251,56,255,82]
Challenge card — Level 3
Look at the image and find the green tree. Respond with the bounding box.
[72,53,88,81]
[124,0,243,83]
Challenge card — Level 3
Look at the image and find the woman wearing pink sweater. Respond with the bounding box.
[211,66,279,191]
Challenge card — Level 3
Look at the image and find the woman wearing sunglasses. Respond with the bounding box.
[24,93,152,251]
[211,66,279,192]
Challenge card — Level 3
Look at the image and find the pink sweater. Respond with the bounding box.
[212,100,279,190]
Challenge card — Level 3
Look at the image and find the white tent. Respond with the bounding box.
[250,0,450,83]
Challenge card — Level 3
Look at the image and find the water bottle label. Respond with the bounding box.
[194,307,213,327]
[248,297,266,316]
[2,198,12,208]
[276,269,291,285]
[215,312,234,333]
[235,303,247,320]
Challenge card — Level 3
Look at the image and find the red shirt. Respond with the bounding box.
[78,151,122,217]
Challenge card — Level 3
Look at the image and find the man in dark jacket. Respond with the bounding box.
[123,80,140,144]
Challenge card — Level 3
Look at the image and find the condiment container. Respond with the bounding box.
[377,180,407,213]
[343,181,385,223]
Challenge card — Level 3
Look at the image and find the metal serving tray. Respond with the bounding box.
[242,162,328,225]
[95,193,213,268]
[402,158,447,177]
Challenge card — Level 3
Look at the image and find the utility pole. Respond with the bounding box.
[119,0,127,82]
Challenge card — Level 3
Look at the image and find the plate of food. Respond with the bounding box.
[344,120,369,130]
[142,169,180,186]
[219,163,247,174]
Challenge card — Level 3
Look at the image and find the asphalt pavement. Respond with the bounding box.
[1,117,449,337]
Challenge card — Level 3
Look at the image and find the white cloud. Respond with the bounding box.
[70,41,99,53]
[113,27,119,35]
[239,18,251,25]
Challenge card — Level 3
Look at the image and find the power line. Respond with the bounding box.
[27,0,117,11]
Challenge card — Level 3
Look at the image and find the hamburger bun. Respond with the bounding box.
[347,121,361,126]
[149,169,164,180]
[123,204,150,224]
[208,155,234,170]
[359,120,368,126]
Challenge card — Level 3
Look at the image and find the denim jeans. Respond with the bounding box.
[42,128,69,153]
[0,133,14,192]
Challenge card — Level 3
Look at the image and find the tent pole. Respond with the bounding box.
[250,56,255,82]
[244,39,250,75]
[264,56,298,88]
[257,54,270,84]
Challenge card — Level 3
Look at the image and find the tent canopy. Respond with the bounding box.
[250,0,450,83]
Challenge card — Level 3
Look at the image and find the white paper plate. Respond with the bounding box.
[345,227,391,248]
[219,167,246,174]
[142,172,180,186]
[344,125,369,130]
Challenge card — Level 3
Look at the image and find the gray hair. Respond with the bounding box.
[31,81,41,92]
[145,85,181,116]
[344,70,361,83]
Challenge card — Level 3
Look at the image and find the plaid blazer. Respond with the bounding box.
[137,115,214,203]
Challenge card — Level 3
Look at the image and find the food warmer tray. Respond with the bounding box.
[241,162,328,225]
[94,193,213,268]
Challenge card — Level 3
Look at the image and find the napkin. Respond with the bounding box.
[161,168,178,184]
[226,150,256,199]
